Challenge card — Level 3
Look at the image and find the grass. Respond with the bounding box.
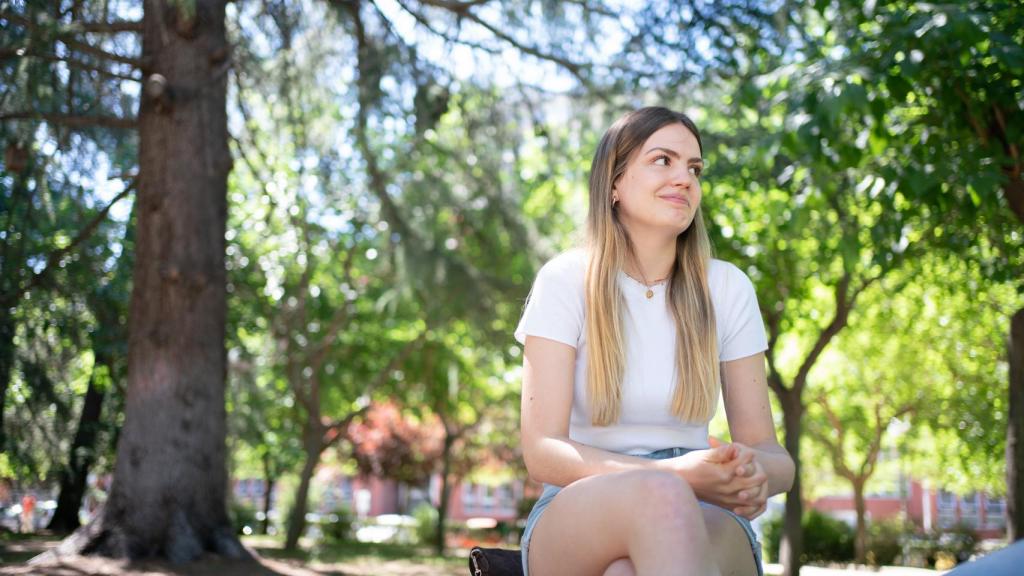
[0,531,61,565]
[244,534,467,570]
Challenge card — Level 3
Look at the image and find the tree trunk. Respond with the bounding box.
[1008,308,1024,542]
[47,352,109,533]
[779,390,804,576]
[0,312,16,454]
[434,432,455,557]
[40,0,245,562]
[285,430,322,551]
[853,478,867,564]
[260,454,274,536]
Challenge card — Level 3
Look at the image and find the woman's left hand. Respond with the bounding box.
[709,437,769,519]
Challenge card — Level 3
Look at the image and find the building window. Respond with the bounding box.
[984,497,1005,529]
[462,483,476,508]
[960,493,980,529]
[937,490,957,529]
[496,484,511,507]
[481,485,494,509]
[339,477,352,501]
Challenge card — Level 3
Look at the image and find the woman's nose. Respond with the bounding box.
[671,167,693,188]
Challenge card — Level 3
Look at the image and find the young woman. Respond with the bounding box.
[515,106,794,576]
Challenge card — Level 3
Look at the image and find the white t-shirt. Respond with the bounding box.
[514,249,768,455]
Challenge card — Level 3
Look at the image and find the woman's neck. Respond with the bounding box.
[623,230,677,284]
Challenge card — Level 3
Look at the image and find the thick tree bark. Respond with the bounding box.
[47,352,109,533]
[39,0,246,563]
[779,389,804,576]
[285,427,323,551]
[1008,308,1024,542]
[434,431,455,557]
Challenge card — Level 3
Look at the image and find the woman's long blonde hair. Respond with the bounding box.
[585,106,719,426]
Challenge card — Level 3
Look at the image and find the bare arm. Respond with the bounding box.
[722,352,795,498]
[521,334,743,496]
[520,335,662,486]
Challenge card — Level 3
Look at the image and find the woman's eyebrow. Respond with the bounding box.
[644,146,703,164]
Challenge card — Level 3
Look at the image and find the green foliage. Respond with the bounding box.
[762,514,783,564]
[321,506,355,544]
[229,500,259,536]
[412,502,438,546]
[903,523,980,568]
[865,518,910,567]
[802,510,856,564]
[762,510,855,564]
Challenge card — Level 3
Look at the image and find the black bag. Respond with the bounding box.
[468,547,524,576]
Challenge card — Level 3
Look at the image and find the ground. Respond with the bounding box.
[0,533,950,575]
[0,534,466,576]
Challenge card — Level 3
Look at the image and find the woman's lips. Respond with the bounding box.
[659,194,689,206]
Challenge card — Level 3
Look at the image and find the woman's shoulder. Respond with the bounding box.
[537,247,587,281]
[707,258,756,294]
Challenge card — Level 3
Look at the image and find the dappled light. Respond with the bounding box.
[1,1,1022,575]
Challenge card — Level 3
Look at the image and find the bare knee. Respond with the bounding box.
[704,508,758,576]
[602,557,636,576]
[619,470,701,529]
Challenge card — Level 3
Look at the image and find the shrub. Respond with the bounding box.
[760,510,855,564]
[321,505,355,543]
[900,523,979,568]
[802,509,855,564]
[516,496,538,520]
[866,518,910,566]
[937,523,978,564]
[412,502,438,546]
[761,514,783,564]
[229,500,258,536]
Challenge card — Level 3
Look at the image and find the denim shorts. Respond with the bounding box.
[519,446,763,576]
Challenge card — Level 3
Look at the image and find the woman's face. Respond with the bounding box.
[613,123,703,237]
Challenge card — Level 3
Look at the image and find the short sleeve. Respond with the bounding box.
[514,254,585,348]
[717,264,769,362]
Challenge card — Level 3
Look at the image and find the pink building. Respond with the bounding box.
[808,480,1007,539]
[233,470,530,524]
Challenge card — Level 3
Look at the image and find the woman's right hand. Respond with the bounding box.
[656,444,766,513]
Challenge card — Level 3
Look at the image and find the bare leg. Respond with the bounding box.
[703,507,759,576]
[527,469,720,576]
[602,558,636,576]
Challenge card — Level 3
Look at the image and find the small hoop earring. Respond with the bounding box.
[612,195,619,206]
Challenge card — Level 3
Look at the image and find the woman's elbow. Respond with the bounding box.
[521,433,558,485]
[779,452,796,493]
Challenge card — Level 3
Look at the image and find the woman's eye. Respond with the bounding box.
[653,155,670,166]
[689,165,702,178]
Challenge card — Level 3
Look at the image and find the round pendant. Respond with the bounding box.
[646,289,654,299]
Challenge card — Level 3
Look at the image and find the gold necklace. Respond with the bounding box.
[626,269,668,299]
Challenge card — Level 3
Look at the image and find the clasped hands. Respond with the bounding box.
[659,437,769,519]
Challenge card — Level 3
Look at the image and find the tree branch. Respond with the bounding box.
[58,36,146,69]
[392,0,501,55]
[66,19,143,34]
[415,0,490,13]
[0,49,142,82]
[323,404,371,448]
[306,248,359,372]
[762,306,786,395]
[792,272,853,396]
[348,2,501,308]
[0,111,136,129]
[814,393,855,481]
[21,178,135,296]
[417,0,594,87]
[1,10,145,68]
